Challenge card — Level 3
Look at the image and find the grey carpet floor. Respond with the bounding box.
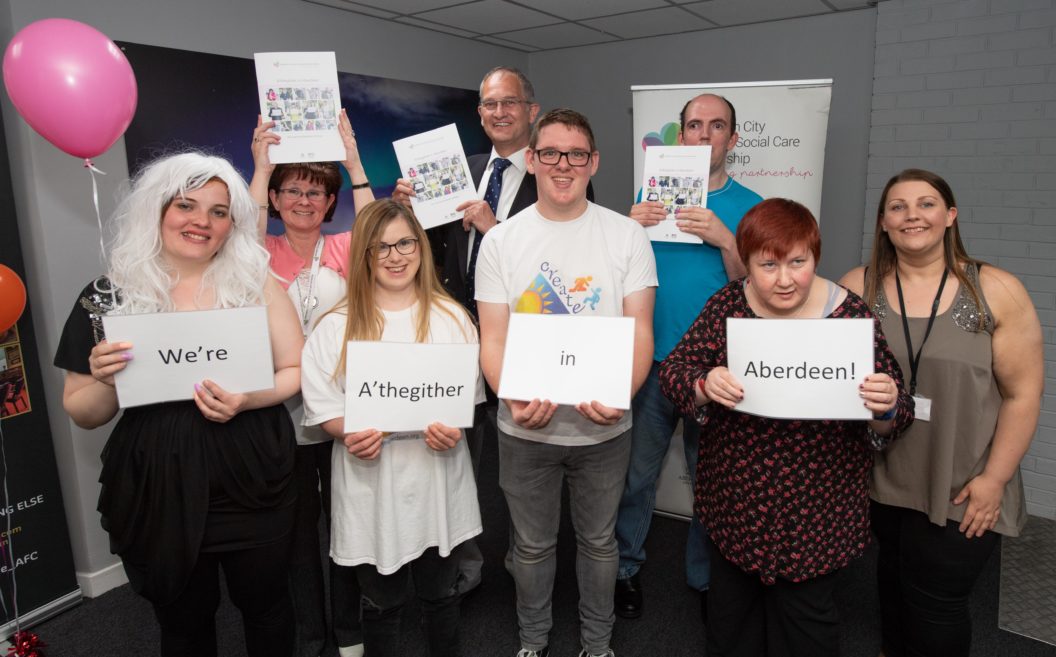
[26,436,1056,657]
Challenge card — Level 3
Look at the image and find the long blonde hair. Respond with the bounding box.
[864,168,987,330]
[329,199,471,379]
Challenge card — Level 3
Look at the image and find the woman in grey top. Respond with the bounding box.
[841,168,1043,657]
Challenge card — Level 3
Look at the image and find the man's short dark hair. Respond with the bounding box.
[479,66,535,102]
[679,94,737,134]
[529,108,596,152]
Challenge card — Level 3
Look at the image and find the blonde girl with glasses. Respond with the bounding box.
[301,199,486,657]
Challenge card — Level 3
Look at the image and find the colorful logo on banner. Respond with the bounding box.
[641,122,680,151]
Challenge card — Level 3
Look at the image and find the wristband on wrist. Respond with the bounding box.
[873,407,896,421]
[350,180,371,190]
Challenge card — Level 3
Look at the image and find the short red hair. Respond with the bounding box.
[735,198,821,267]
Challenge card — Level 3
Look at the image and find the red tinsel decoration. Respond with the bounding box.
[6,631,45,657]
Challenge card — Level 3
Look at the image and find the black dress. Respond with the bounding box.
[54,277,296,605]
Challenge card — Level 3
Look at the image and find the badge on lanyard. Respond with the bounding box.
[895,267,948,425]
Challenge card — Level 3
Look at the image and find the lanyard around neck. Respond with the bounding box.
[290,236,324,336]
[894,267,949,396]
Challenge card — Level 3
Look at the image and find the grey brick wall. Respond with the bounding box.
[866,0,1056,519]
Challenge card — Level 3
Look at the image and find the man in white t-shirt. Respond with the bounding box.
[475,109,657,657]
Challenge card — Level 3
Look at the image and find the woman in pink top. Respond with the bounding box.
[249,109,375,657]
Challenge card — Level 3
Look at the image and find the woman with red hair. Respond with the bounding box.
[660,198,914,657]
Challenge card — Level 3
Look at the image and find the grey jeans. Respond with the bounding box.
[498,428,632,654]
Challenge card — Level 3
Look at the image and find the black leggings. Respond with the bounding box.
[871,500,1000,657]
[151,537,294,657]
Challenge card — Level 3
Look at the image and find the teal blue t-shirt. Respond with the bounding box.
[648,177,762,360]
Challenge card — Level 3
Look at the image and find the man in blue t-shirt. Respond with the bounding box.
[615,93,762,622]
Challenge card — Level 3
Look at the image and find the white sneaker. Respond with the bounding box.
[578,650,615,657]
[516,647,550,657]
[338,645,365,657]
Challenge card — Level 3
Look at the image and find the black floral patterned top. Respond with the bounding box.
[659,279,913,584]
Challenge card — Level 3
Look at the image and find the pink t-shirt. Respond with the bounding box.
[264,232,352,289]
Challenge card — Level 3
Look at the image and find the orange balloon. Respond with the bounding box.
[0,264,27,333]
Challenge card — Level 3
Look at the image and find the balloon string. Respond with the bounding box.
[84,159,116,308]
[0,419,19,638]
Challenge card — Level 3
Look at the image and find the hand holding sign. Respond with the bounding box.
[674,207,734,249]
[575,401,625,426]
[628,201,667,228]
[344,428,384,460]
[89,339,133,387]
[507,398,557,430]
[858,372,899,419]
[192,379,250,424]
[702,366,744,409]
[423,422,462,451]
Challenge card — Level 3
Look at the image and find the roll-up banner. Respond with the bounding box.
[0,103,80,634]
[631,80,833,518]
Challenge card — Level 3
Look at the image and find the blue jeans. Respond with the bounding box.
[499,428,631,654]
[615,361,711,590]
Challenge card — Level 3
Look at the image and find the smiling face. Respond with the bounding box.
[746,244,817,317]
[478,71,539,156]
[880,180,957,259]
[678,94,738,177]
[372,216,421,299]
[160,179,233,266]
[526,123,598,221]
[268,174,336,235]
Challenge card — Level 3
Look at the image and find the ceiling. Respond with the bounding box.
[304,0,878,52]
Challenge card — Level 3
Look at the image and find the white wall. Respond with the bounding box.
[528,9,878,282]
[0,0,526,596]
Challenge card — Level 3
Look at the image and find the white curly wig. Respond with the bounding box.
[106,152,270,313]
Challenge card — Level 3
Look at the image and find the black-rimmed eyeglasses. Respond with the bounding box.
[534,148,593,167]
[372,237,419,259]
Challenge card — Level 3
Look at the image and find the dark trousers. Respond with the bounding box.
[871,500,1000,657]
[450,403,494,594]
[706,543,839,657]
[290,441,362,656]
[353,547,462,657]
[152,536,294,657]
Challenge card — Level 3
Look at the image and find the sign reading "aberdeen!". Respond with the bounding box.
[726,318,874,420]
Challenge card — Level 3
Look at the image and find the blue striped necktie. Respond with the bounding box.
[466,157,511,314]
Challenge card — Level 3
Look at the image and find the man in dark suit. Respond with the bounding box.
[395,66,541,315]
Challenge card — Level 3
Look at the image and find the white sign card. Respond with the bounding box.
[726,318,874,420]
[343,341,479,433]
[102,307,275,408]
[254,52,344,164]
[392,124,476,230]
[640,145,710,244]
[498,314,635,410]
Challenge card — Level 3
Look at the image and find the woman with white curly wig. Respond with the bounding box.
[54,152,303,657]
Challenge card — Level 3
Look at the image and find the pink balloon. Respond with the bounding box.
[3,18,137,159]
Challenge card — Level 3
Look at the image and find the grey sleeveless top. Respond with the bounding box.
[870,263,1026,536]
